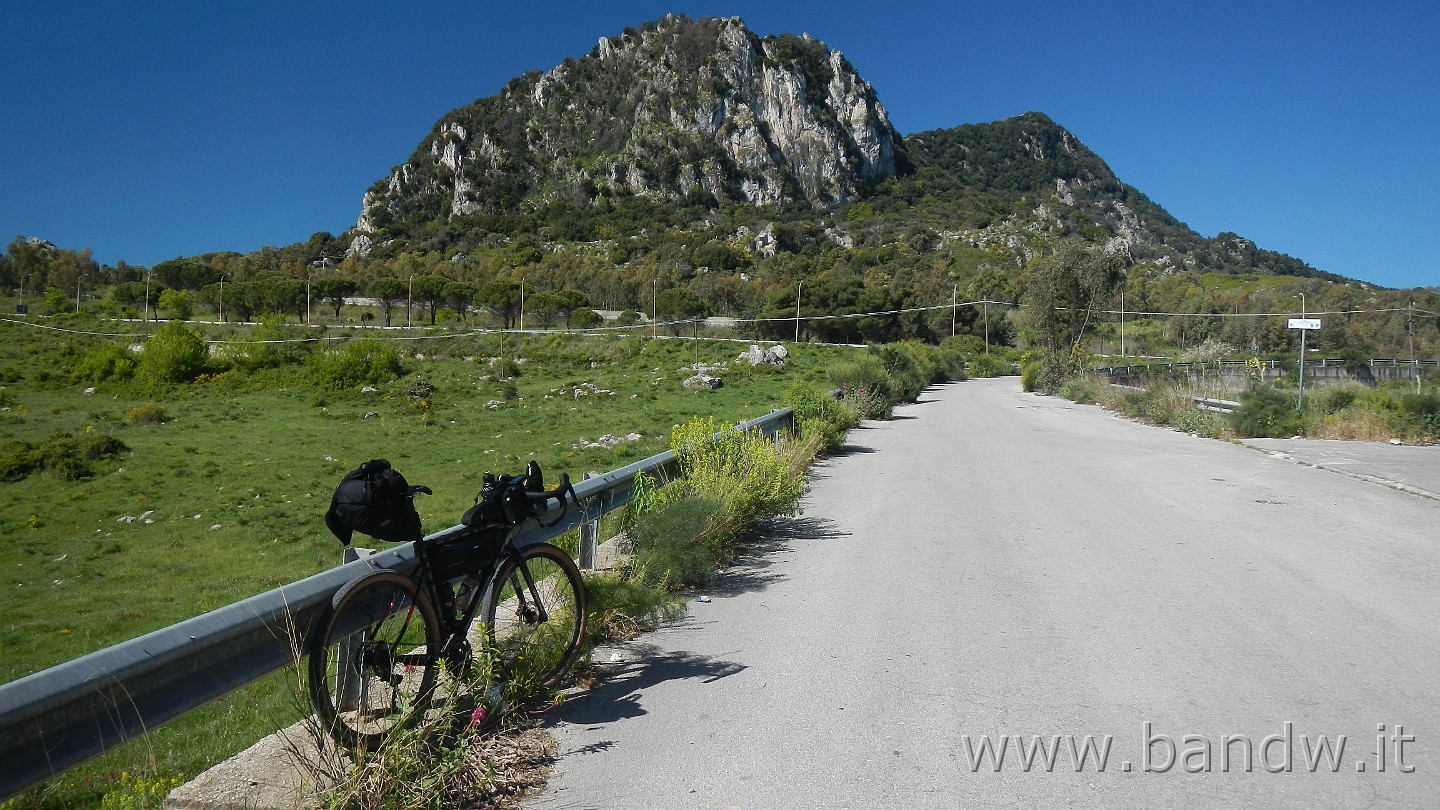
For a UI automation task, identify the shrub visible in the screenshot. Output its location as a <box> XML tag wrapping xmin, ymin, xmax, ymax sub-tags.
<box><xmin>157</xmin><ymin>289</ymin><xmax>195</xmax><ymax>321</ymax></box>
<box><xmin>125</xmin><ymin>403</ymin><xmax>170</xmax><ymax>424</ymax></box>
<box><xmin>1171</xmin><ymin>407</ymin><xmax>1227</xmax><ymax>438</ymax></box>
<box><xmin>1400</xmin><ymin>392</ymin><xmax>1440</xmax><ymax>418</ymax></box>
<box><xmin>1315</xmin><ymin>386</ymin><xmax>1360</xmax><ymax>414</ymax></box>
<box><xmin>309</xmin><ymin>340</ymin><xmax>403</xmax><ymax>389</ymax></box>
<box><xmin>1401</xmin><ymin>392</ymin><xmax>1440</xmax><ymax>437</ymax></box>
<box><xmin>873</xmin><ymin>344</ymin><xmax>926</xmax><ymax>402</ymax></box>
<box><xmin>136</xmin><ymin>322</ymin><xmax>208</xmax><ymax>385</ymax></box>
<box><xmin>1230</xmin><ymin>386</ymin><xmax>1303</xmax><ymax>438</ymax></box>
<box><xmin>935</xmin><ymin>347</ymin><xmax>969</xmax><ymax>382</ymax></box>
<box><xmin>892</xmin><ymin>341</ymin><xmax>944</xmax><ymax>386</ymax></box>
<box><xmin>941</xmin><ymin>334</ymin><xmax>986</xmax><ymax>356</ymax></box>
<box><xmin>839</xmin><ymin>384</ymin><xmax>891</xmax><ymax>420</ymax></box>
<box><xmin>671</xmin><ymin>416</ymin><xmax>805</xmax><ymax>533</ymax></box>
<box><xmin>582</xmin><ymin>569</ymin><xmax>686</xmax><ymax>645</ymax></box>
<box><xmin>784</xmin><ymin>384</ymin><xmax>859</xmax><ymax>451</ymax></box>
<box><xmin>1020</xmin><ymin>360</ymin><xmax>1042</xmax><ymax>392</ymax></box>
<box><xmin>0</xmin><ymin>431</ymin><xmax>128</xmax><ymax>481</ymax></box>
<box><xmin>1058</xmin><ymin>377</ymin><xmax>1101</xmax><ymax>404</ymax></box>
<box><xmin>968</xmin><ymin>353</ymin><xmax>1015</xmax><ymax>378</ymax></box>
<box><xmin>0</xmin><ymin>440</ymin><xmax>41</xmax><ymax>481</ymax></box>
<box><xmin>233</xmin><ymin>315</ymin><xmax>312</xmax><ymax>371</ymax></box>
<box><xmin>828</xmin><ymin>353</ymin><xmax>887</xmax><ymax>393</ymax></box>
<box><xmin>828</xmin><ymin>354</ymin><xmax>890</xmax><ymax>417</ymax></box>
<box><xmin>73</xmin><ymin>342</ymin><xmax>137</xmax><ymax>383</ymax></box>
<box><xmin>629</xmin><ymin>496</ymin><xmax>726</xmax><ymax>587</ymax></box>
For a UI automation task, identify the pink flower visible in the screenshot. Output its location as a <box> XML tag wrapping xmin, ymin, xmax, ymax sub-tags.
<box><xmin>468</xmin><ymin>706</ymin><xmax>486</xmax><ymax>729</ymax></box>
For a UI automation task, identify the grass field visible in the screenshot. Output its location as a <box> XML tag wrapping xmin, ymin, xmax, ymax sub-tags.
<box><xmin>0</xmin><ymin>317</ymin><xmax>856</xmax><ymax>806</ymax></box>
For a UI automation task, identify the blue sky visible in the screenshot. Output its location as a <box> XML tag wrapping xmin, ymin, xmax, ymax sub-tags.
<box><xmin>3</xmin><ymin>1</ymin><xmax>1436</xmax><ymax>290</ymax></box>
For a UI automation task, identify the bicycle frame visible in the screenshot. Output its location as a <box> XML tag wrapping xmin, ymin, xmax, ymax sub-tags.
<box><xmin>410</xmin><ymin>533</ymin><xmax>551</xmax><ymax>665</ymax></box>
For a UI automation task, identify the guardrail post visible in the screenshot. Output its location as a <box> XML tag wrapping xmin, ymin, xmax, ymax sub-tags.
<box><xmin>578</xmin><ymin>472</ymin><xmax>598</xmax><ymax>570</ymax></box>
<box><xmin>336</xmin><ymin>547</ymin><xmax>376</xmax><ymax>710</ymax></box>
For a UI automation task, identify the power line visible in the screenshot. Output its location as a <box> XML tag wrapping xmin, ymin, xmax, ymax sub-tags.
<box><xmin>2</xmin><ymin>300</ymin><xmax>1436</xmax><ymax>347</ymax></box>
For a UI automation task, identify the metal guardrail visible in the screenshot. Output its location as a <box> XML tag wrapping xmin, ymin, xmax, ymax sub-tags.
<box><xmin>1193</xmin><ymin>397</ymin><xmax>1241</xmax><ymax>413</ymax></box>
<box><xmin>1092</xmin><ymin>358</ymin><xmax>1437</xmax><ymax>377</ymax></box>
<box><xmin>0</xmin><ymin>407</ymin><xmax>794</xmax><ymax>800</ymax></box>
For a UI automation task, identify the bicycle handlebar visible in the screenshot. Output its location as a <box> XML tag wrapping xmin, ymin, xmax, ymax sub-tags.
<box><xmin>524</xmin><ymin>473</ymin><xmax>574</xmax><ymax>506</ymax></box>
<box><xmin>521</xmin><ymin>473</ymin><xmax>577</xmax><ymax>529</ymax></box>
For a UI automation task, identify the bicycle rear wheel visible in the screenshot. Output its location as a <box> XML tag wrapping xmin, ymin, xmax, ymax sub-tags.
<box><xmin>308</xmin><ymin>570</ymin><xmax>442</xmax><ymax>751</ymax></box>
<box><xmin>480</xmin><ymin>542</ymin><xmax>586</xmax><ymax>689</ymax></box>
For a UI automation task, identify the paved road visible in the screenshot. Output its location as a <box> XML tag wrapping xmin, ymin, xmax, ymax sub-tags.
<box><xmin>1240</xmin><ymin>437</ymin><xmax>1440</xmax><ymax>500</ymax></box>
<box><xmin>530</xmin><ymin>377</ymin><xmax>1440</xmax><ymax>809</ymax></box>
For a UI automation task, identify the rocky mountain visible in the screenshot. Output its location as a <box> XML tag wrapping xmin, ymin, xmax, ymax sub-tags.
<box><xmin>346</xmin><ymin>13</ymin><xmax>1344</xmax><ymax>286</ymax></box>
<box><xmin>352</xmin><ymin>14</ymin><xmax>903</xmax><ymax>256</ymax></box>
<box><xmin>897</xmin><ymin>114</ymin><xmax>1344</xmax><ymax>280</ymax></box>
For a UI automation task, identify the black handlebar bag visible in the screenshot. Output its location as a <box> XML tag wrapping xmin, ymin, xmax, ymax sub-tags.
<box><xmin>324</xmin><ymin>459</ymin><xmax>425</xmax><ymax>545</ymax></box>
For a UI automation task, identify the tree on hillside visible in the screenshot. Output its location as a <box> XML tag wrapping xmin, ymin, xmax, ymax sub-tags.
<box><xmin>553</xmin><ymin>289</ymin><xmax>591</xmax><ymax>327</ymax></box>
<box><xmin>1021</xmin><ymin>243</ymin><xmax>1125</xmax><ymax>392</ymax></box>
<box><xmin>443</xmin><ymin>281</ymin><xmax>478</xmax><ymax>323</ymax></box>
<box><xmin>158</xmin><ymin>289</ymin><xmax>195</xmax><ymax>321</ymax></box>
<box><xmin>656</xmin><ymin>287</ymin><xmax>710</xmax><ymax>335</ymax></box>
<box><xmin>524</xmin><ymin>291</ymin><xmax>567</xmax><ymax>329</ymax></box>
<box><xmin>570</xmin><ymin>307</ymin><xmax>603</xmax><ymax>329</ymax></box>
<box><xmin>367</xmin><ymin>278</ymin><xmax>406</xmax><ymax>327</ymax></box>
<box><xmin>412</xmin><ymin>275</ymin><xmax>450</xmax><ymax>325</ymax></box>
<box><xmin>475</xmin><ymin>279</ymin><xmax>522</xmax><ymax>329</ymax></box>
<box><xmin>152</xmin><ymin>258</ymin><xmax>216</xmax><ymax>291</ymax></box>
<box><xmin>137</xmin><ymin>321</ymin><xmax>207</xmax><ymax>384</ymax></box>
<box><xmin>313</xmin><ymin>277</ymin><xmax>358</xmax><ymax>318</ymax></box>
<box><xmin>254</xmin><ymin>274</ymin><xmax>306</xmax><ymax>321</ymax></box>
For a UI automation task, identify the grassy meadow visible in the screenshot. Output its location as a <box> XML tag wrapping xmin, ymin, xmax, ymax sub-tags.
<box><xmin>0</xmin><ymin>316</ymin><xmax>857</xmax><ymax>805</ymax></box>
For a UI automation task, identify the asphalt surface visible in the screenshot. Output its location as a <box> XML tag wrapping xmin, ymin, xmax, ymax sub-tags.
<box><xmin>1239</xmin><ymin>437</ymin><xmax>1440</xmax><ymax>501</ymax></box>
<box><xmin>529</xmin><ymin>377</ymin><xmax>1440</xmax><ymax>809</ymax></box>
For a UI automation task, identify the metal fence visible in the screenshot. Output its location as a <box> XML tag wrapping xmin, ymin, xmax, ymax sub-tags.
<box><xmin>0</xmin><ymin>407</ymin><xmax>793</xmax><ymax>800</ymax></box>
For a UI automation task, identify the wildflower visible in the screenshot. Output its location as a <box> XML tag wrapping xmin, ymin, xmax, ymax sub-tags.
<box><xmin>467</xmin><ymin>706</ymin><xmax>486</xmax><ymax>729</ymax></box>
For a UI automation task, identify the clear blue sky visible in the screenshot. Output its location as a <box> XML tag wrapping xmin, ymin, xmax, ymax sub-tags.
<box><xmin>3</xmin><ymin>1</ymin><xmax>1436</xmax><ymax>290</ymax></box>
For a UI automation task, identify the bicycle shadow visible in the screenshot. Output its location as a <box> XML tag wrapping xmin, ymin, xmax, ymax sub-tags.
<box><xmin>542</xmin><ymin>516</ymin><xmax>848</xmax><ymax>735</ymax></box>
<box><xmin>544</xmin><ymin>644</ymin><xmax>746</xmax><ymax>731</ymax></box>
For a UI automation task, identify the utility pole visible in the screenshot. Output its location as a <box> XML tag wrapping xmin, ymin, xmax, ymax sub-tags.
<box><xmin>951</xmin><ymin>283</ymin><xmax>957</xmax><ymax>338</ymax></box>
<box><xmin>795</xmin><ymin>279</ymin><xmax>803</xmax><ymax>344</ymax></box>
<box><xmin>1297</xmin><ymin>293</ymin><xmax>1307</xmax><ymax>409</ymax></box>
<box><xmin>1410</xmin><ymin>300</ymin><xmax>1418</xmax><ymax>389</ymax></box>
<box><xmin>308</xmin><ymin>253</ymin><xmax>331</xmax><ymax>326</ymax></box>
<box><xmin>1120</xmin><ymin>289</ymin><xmax>1126</xmax><ymax>359</ymax></box>
<box><xmin>982</xmin><ymin>298</ymin><xmax>990</xmax><ymax>354</ymax></box>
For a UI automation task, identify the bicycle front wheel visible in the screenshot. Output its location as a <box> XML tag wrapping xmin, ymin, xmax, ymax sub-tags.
<box><xmin>308</xmin><ymin>570</ymin><xmax>442</xmax><ymax>751</ymax></box>
<box><xmin>481</xmin><ymin>543</ymin><xmax>586</xmax><ymax>689</ymax></box>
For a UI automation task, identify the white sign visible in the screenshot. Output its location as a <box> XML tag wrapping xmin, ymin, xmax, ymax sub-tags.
<box><xmin>1287</xmin><ymin>318</ymin><xmax>1322</xmax><ymax>330</ymax></box>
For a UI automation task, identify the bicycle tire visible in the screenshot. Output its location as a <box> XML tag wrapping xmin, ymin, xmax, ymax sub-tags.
<box><xmin>308</xmin><ymin>569</ymin><xmax>443</xmax><ymax>751</ymax></box>
<box><xmin>480</xmin><ymin>542</ymin><xmax>586</xmax><ymax>689</ymax></box>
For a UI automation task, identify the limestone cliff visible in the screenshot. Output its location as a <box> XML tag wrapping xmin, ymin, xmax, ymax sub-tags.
<box><xmin>352</xmin><ymin>15</ymin><xmax>902</xmax><ymax>254</ymax></box>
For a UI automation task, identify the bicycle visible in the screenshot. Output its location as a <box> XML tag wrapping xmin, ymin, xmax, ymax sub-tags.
<box><xmin>307</xmin><ymin>465</ymin><xmax>586</xmax><ymax>751</ymax></box>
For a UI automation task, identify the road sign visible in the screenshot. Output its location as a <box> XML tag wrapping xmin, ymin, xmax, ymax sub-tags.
<box><xmin>1288</xmin><ymin>318</ymin><xmax>1322</xmax><ymax>330</ymax></box>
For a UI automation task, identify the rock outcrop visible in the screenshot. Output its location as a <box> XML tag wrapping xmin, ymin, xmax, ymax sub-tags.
<box><xmin>351</xmin><ymin>15</ymin><xmax>902</xmax><ymax>255</ymax></box>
